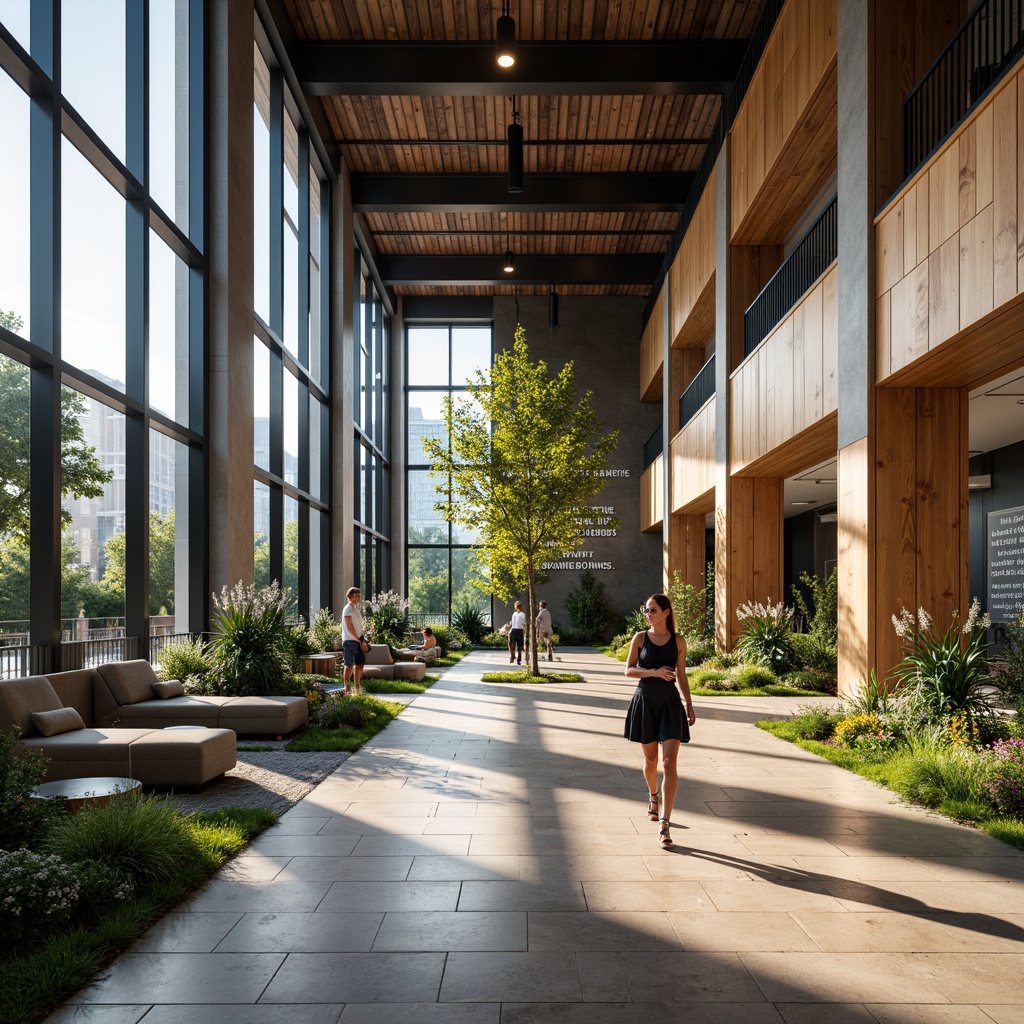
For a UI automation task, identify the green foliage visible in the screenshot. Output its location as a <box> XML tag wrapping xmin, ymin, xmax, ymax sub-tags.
<box><xmin>365</xmin><ymin>589</ymin><xmax>410</xmax><ymax>648</ymax></box>
<box><xmin>666</xmin><ymin>570</ymin><xmax>708</xmax><ymax>639</ymax></box>
<box><xmin>833</xmin><ymin>713</ymin><xmax>883</xmax><ymax>747</ymax></box>
<box><xmin>479</xmin><ymin>671</ymin><xmax>583</xmax><ymax>684</ymax></box>
<box><xmin>287</xmin><ymin>696</ymin><xmax>404</xmax><ymax>752</ymax></box>
<box><xmin>786</xmin><ymin>705</ymin><xmax>842</xmax><ymax>741</ymax></box>
<box><xmin>565</xmin><ymin>571</ymin><xmax>613</xmax><ymax>643</ymax></box>
<box><xmin>735</xmin><ymin>664</ymin><xmax>778</xmax><ymax>689</ymax></box>
<box><xmin>156</xmin><ymin>636</ymin><xmax>214</xmax><ymax>688</ymax></box>
<box><xmin>253</xmin><ymin>519</ymin><xmax>299</xmax><ymax>614</ymax></box>
<box><xmin>310</xmin><ymin>607</ymin><xmax>342</xmax><ymax>652</ymax></box>
<box><xmin>978</xmin><ymin>739</ymin><xmax>1024</xmax><ymax>816</ymax></box>
<box><xmin>431</xmin><ymin>624</ymin><xmax>467</xmax><ymax>652</ymax></box>
<box><xmin>704</xmin><ymin>560</ymin><xmax>715</xmax><ymax>636</ymax></box>
<box><xmin>209</xmin><ymin>580</ymin><xmax>291</xmax><ymax>696</ymax></box>
<box><xmin>734</xmin><ymin>599</ymin><xmax>796</xmax><ymax>672</ymax></box>
<box><xmin>45</xmin><ymin>793</ymin><xmax>198</xmax><ymax>892</ymax></box>
<box><xmin>791</xmin><ymin>567</ymin><xmax>838</xmax><ymax>647</ymax></box>
<box><xmin>622</xmin><ymin>607</ymin><xmax>648</xmax><ymax>636</ymax></box>
<box><xmin>0</xmin><ymin>352</ymin><xmax>112</xmax><ymax>544</ymax></box>
<box><xmin>280</xmin><ymin>624</ymin><xmax>318</xmax><ymax>673</ymax></box>
<box><xmin>103</xmin><ymin>509</ymin><xmax>175</xmax><ymax>614</ymax></box>
<box><xmin>0</xmin><ymin>727</ymin><xmax>68</xmax><ymax>852</ymax></box>
<box><xmin>886</xmin><ymin>730</ymin><xmax>987</xmax><ymax>808</ymax></box>
<box><xmin>891</xmin><ymin>600</ymin><xmax>996</xmax><ymax>726</ymax></box>
<box><xmin>480</xmin><ymin>631</ymin><xmax>510</xmax><ymax>648</ymax></box>
<box><xmin>688</xmin><ymin>668</ymin><xmax>731</xmax><ymax>689</ymax></box>
<box><xmin>684</xmin><ymin>635</ymin><xmax>716</xmax><ymax>666</ymax></box>
<box><xmin>779</xmin><ymin>669</ymin><xmax>837</xmax><ymax>694</ymax></box>
<box><xmin>452</xmin><ymin>602</ymin><xmax>488</xmax><ymax>643</ymax></box>
<box><xmin>789</xmin><ymin>631</ymin><xmax>838</xmax><ymax>675</ymax></box>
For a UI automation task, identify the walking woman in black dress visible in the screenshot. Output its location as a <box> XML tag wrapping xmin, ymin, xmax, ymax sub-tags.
<box><xmin>623</xmin><ymin>593</ymin><xmax>696</xmax><ymax>849</ymax></box>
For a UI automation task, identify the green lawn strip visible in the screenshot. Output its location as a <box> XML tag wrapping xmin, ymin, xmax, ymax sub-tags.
<box><xmin>692</xmin><ymin>685</ymin><xmax>832</xmax><ymax>698</ymax></box>
<box><xmin>361</xmin><ymin>678</ymin><xmax>427</xmax><ymax>695</ymax></box>
<box><xmin>756</xmin><ymin>720</ymin><xmax>1024</xmax><ymax>853</ymax></box>
<box><xmin>480</xmin><ymin>671</ymin><xmax>584</xmax><ymax>684</ymax></box>
<box><xmin>0</xmin><ymin>807</ymin><xmax>275</xmax><ymax>1024</ymax></box>
<box><xmin>285</xmin><ymin>696</ymin><xmax>405</xmax><ymax>753</ymax></box>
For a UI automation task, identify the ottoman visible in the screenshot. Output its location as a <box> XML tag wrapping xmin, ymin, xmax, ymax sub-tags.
<box><xmin>127</xmin><ymin>727</ymin><xmax>237</xmax><ymax>786</ymax></box>
<box><xmin>218</xmin><ymin>695</ymin><xmax>308</xmax><ymax>738</ymax></box>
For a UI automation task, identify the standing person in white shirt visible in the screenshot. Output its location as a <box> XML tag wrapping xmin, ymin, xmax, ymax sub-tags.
<box><xmin>341</xmin><ymin>586</ymin><xmax>366</xmax><ymax>695</ymax></box>
<box><xmin>535</xmin><ymin>600</ymin><xmax>554</xmax><ymax>661</ymax></box>
<box><xmin>508</xmin><ymin>601</ymin><xmax>527</xmax><ymax>665</ymax></box>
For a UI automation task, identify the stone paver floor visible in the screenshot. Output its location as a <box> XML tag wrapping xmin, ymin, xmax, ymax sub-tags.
<box><xmin>46</xmin><ymin>649</ymin><xmax>1024</xmax><ymax>1023</ymax></box>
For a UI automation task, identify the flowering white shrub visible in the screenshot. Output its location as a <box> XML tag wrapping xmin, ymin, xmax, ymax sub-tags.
<box><xmin>736</xmin><ymin>599</ymin><xmax>794</xmax><ymax>625</ymax></box>
<box><xmin>365</xmin><ymin>590</ymin><xmax>411</xmax><ymax>646</ymax></box>
<box><xmin>0</xmin><ymin>850</ymin><xmax>81</xmax><ymax>941</ymax></box>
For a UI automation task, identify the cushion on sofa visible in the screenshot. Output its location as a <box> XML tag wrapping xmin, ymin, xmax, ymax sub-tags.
<box><xmin>364</xmin><ymin>644</ymin><xmax>394</xmax><ymax>666</ymax></box>
<box><xmin>0</xmin><ymin>677</ymin><xmax>64</xmax><ymax>737</ymax></box>
<box><xmin>30</xmin><ymin>707</ymin><xmax>86</xmax><ymax>736</ymax></box>
<box><xmin>152</xmin><ymin>679</ymin><xmax>185</xmax><ymax>699</ymax></box>
<box><xmin>97</xmin><ymin>660</ymin><xmax>162</xmax><ymax>706</ymax></box>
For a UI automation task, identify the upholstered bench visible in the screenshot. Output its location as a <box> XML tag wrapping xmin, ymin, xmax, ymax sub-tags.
<box><xmin>360</xmin><ymin>644</ymin><xmax>426</xmax><ymax>682</ymax></box>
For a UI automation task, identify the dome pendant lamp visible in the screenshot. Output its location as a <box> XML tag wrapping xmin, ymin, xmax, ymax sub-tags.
<box><xmin>496</xmin><ymin>1</ymin><xmax>516</xmax><ymax>68</ymax></box>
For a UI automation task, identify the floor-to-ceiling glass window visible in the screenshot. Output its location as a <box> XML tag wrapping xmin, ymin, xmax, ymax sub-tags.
<box><xmin>253</xmin><ymin>31</ymin><xmax>330</xmax><ymax>624</ymax></box>
<box><xmin>353</xmin><ymin>261</ymin><xmax>390</xmax><ymax>600</ymax></box>
<box><xmin>0</xmin><ymin>0</ymin><xmax>203</xmax><ymax>673</ymax></box>
<box><xmin>406</xmin><ymin>324</ymin><xmax>492</xmax><ymax>627</ymax></box>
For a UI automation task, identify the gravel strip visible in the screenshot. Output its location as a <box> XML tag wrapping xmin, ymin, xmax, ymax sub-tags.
<box><xmin>162</xmin><ymin>751</ymin><xmax>349</xmax><ymax>815</ymax></box>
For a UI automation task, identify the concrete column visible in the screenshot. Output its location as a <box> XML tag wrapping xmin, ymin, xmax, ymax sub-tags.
<box><xmin>207</xmin><ymin>1</ymin><xmax>254</xmax><ymax>594</ymax></box>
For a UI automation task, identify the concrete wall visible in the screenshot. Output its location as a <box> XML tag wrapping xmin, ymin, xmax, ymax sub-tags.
<box><xmin>491</xmin><ymin>295</ymin><xmax>663</xmax><ymax>638</ymax></box>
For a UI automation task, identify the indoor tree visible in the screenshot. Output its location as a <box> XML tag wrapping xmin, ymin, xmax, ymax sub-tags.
<box><xmin>423</xmin><ymin>323</ymin><xmax>619</xmax><ymax>675</ymax></box>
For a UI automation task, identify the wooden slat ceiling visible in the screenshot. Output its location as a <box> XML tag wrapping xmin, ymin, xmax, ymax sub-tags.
<box><xmin>281</xmin><ymin>0</ymin><xmax>766</xmax><ymax>297</ymax></box>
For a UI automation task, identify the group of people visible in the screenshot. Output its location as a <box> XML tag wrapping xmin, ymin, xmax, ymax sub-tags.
<box><xmin>505</xmin><ymin>599</ymin><xmax>554</xmax><ymax>664</ymax></box>
<box><xmin>341</xmin><ymin>583</ymin><xmax>695</xmax><ymax>851</ymax></box>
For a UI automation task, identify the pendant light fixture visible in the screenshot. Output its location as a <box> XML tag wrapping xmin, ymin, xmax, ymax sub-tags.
<box><xmin>507</xmin><ymin>96</ymin><xmax>523</xmax><ymax>194</ymax></box>
<box><xmin>503</xmin><ymin>216</ymin><xmax>515</xmax><ymax>273</ymax></box>
<box><xmin>548</xmin><ymin>283</ymin><xmax>560</xmax><ymax>330</ymax></box>
<box><xmin>496</xmin><ymin>1</ymin><xmax>516</xmax><ymax>68</ymax></box>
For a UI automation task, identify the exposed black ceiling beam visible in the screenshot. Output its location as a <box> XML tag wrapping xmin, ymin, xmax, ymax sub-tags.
<box><xmin>371</xmin><ymin>228</ymin><xmax>674</xmax><ymax>237</ymax></box>
<box><xmin>297</xmin><ymin>41</ymin><xmax>748</xmax><ymax>96</ymax></box>
<box><xmin>339</xmin><ymin>137</ymin><xmax>712</xmax><ymax>148</ymax></box>
<box><xmin>379</xmin><ymin>254</ymin><xmax>662</xmax><ymax>287</ymax></box>
<box><xmin>351</xmin><ymin>173</ymin><xmax>691</xmax><ymax>213</ymax></box>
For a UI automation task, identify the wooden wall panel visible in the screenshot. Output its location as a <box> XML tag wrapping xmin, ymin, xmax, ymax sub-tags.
<box><xmin>730</xmin><ymin>265</ymin><xmax>838</xmax><ymax>473</ymax></box>
<box><xmin>837</xmin><ymin>438</ymin><xmax>870</xmax><ymax>697</ymax></box>
<box><xmin>639</xmin><ymin>289</ymin><xmax>665</xmax><ymax>401</ymax></box>
<box><xmin>729</xmin><ymin>0</ymin><xmax>838</xmax><ymax>243</ymax></box>
<box><xmin>668</xmin><ymin>512</ymin><xmax>709</xmax><ymax>598</ymax></box>
<box><xmin>639</xmin><ymin>453</ymin><xmax>664</xmax><ymax>532</ymax></box>
<box><xmin>669</xmin><ymin>166</ymin><xmax>718</xmax><ymax>347</ymax></box>
<box><xmin>671</xmin><ymin>397</ymin><xmax>716</xmax><ymax>514</ymax></box>
<box><xmin>876</xmin><ymin>59</ymin><xmax>1024</xmax><ymax>388</ymax></box>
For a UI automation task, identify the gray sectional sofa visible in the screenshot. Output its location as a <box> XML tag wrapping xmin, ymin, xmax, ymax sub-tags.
<box><xmin>0</xmin><ymin>659</ymin><xmax>309</xmax><ymax>787</ymax></box>
<box><xmin>361</xmin><ymin>644</ymin><xmax>427</xmax><ymax>682</ymax></box>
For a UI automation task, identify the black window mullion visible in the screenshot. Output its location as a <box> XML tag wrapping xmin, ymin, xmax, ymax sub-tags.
<box><xmin>269</xmin><ymin>69</ymin><xmax>283</xmax><ymax>339</ymax></box>
<box><xmin>297</xmin><ymin>131</ymin><xmax>310</xmax><ymax>371</ymax></box>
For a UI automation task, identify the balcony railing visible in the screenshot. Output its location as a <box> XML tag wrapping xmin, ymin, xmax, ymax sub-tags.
<box><xmin>744</xmin><ymin>196</ymin><xmax>837</xmax><ymax>358</ymax></box>
<box><xmin>679</xmin><ymin>355</ymin><xmax>716</xmax><ymax>429</ymax></box>
<box><xmin>643</xmin><ymin>425</ymin><xmax>663</xmax><ymax>470</ymax></box>
<box><xmin>904</xmin><ymin>0</ymin><xmax>1024</xmax><ymax>177</ymax></box>
<box><xmin>0</xmin><ymin>643</ymin><xmax>50</xmax><ymax>679</ymax></box>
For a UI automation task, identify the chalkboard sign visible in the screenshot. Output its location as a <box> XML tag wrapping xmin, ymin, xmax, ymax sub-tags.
<box><xmin>988</xmin><ymin>504</ymin><xmax>1024</xmax><ymax>624</ymax></box>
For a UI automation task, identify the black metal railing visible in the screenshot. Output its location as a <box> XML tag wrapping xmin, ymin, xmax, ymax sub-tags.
<box><xmin>60</xmin><ymin>635</ymin><xmax>140</xmax><ymax>670</ymax></box>
<box><xmin>679</xmin><ymin>355</ymin><xmax>716</xmax><ymax>428</ymax></box>
<box><xmin>904</xmin><ymin>0</ymin><xmax>1024</xmax><ymax>177</ymax></box>
<box><xmin>743</xmin><ymin>196</ymin><xmax>837</xmax><ymax>357</ymax></box>
<box><xmin>643</xmin><ymin>425</ymin><xmax>663</xmax><ymax>469</ymax></box>
<box><xmin>0</xmin><ymin>643</ymin><xmax>50</xmax><ymax>679</ymax></box>
<box><xmin>641</xmin><ymin>0</ymin><xmax>785</xmax><ymax>331</ymax></box>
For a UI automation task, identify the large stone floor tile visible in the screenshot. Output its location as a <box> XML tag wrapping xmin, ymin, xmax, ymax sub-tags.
<box><xmin>787</xmin><ymin>855</ymin><xmax>948</xmax><ymax>882</ymax></box>
<box><xmin>270</xmin><ymin>855</ymin><xmax>412</xmax><ymax>881</ymax></box>
<box><xmin>738</xmin><ymin>951</ymin><xmax>951</xmax><ymax>1003</ymax></box>
<box><xmin>131</xmin><ymin>912</ymin><xmax>243</xmax><ymax>952</ymax></box>
<box><xmin>74</xmin><ymin>954</ymin><xmax>285</xmax><ymax>1005</ymax></box>
<box><xmin>577</xmin><ymin>951</ymin><xmax>767</xmax><ymax>1003</ymax></box>
<box><xmin>977</xmin><ymin>1007</ymin><xmax>1024</xmax><ymax>1023</ymax></box>
<box><xmin>518</xmin><ymin>856</ymin><xmax>653</xmax><ymax>881</ymax></box>
<box><xmin>582</xmin><ymin>880</ymin><xmax>714</xmax><ymax>912</ymax></box>
<box><xmin>183</xmin><ymin>880</ymin><xmax>332</xmax><ymax>913</ymax></box>
<box><xmin>439</xmin><ymin>952</ymin><xmax>582</xmax><ymax>1002</ymax></box>
<box><xmin>667</xmin><ymin>911</ymin><xmax>819</xmax><ymax>952</ymax></box>
<box><xmin>372</xmin><ymin>910</ymin><xmax>527</xmax><ymax>951</ymax></box>
<box><xmin>138</xmin><ymin>1007</ymin><xmax>343</xmax><ymax>1024</ymax></box>
<box><xmin>909</xmin><ymin>856</ymin><xmax>1024</xmax><ymax>882</ymax></box>
<box><xmin>317</xmin><ymin>816</ymin><xmax>431</xmax><ymax>834</ymax></box>
<box><xmin>260</xmin><ymin>952</ymin><xmax>446</xmax><ymax>1003</ymax></box>
<box><xmin>214</xmin><ymin>911</ymin><xmax>383</xmax><ymax>952</ymax></box>
<box><xmin>318</xmin><ymin>880</ymin><xmax>460</xmax><ymax>912</ymax></box>
<box><xmin>866</xmin><ymin>1006</ymin><xmax>1006</xmax><ymax>1023</ymax></box>
<box><xmin>422</xmin><ymin>816</ymin><xmax>536</xmax><ymax>834</ymax></box>
<box><xmin>264</xmin><ymin>817</ymin><xmax>330</xmax><ymax>835</ymax></box>
<box><xmin>350</xmin><ymin>834</ymin><xmax>471</xmax><ymax>857</ymax></box>
<box><xmin>700</xmin><ymin>879</ymin><xmax>847</xmax><ymax>912</ymax></box>
<box><xmin>913</xmin><ymin>952</ymin><xmax>1024</xmax><ymax>1002</ymax></box>
<box><xmin>218</xmin><ymin>855</ymin><xmax>292</xmax><ymax>882</ymax></box>
<box><xmin>926</xmin><ymin>912</ymin><xmax>1024</xmax><ymax>951</ymax></box>
<box><xmin>339</xmin><ymin>1004</ymin><xmax>498</xmax><ymax>1024</ymax></box>
<box><xmin>407</xmin><ymin>855</ymin><xmax>522</xmax><ymax>881</ymax></box>
<box><xmin>643</xmin><ymin>850</ymin><xmax>791</xmax><ymax>880</ymax></box>
<box><xmin>527</xmin><ymin>911</ymin><xmax>680</xmax><ymax>950</ymax></box>
<box><xmin>500</xmin><ymin>1003</ymin><xmax>785</xmax><ymax>1024</ymax></box>
<box><xmin>790</xmin><ymin>910</ymin><xmax>976</xmax><ymax>952</ymax></box>
<box><xmin>44</xmin><ymin>1007</ymin><xmax>151</xmax><ymax>1024</ymax></box>
<box><xmin>887</xmin><ymin>881</ymin><xmax>1024</xmax><ymax>914</ymax></box>
<box><xmin>773</xmin><ymin>1005</ymin><xmax>877</xmax><ymax>1024</ymax></box>
<box><xmin>247</xmin><ymin>835</ymin><xmax>359</xmax><ymax>857</ymax></box>
<box><xmin>458</xmin><ymin>881</ymin><xmax>587</xmax><ymax>912</ymax></box>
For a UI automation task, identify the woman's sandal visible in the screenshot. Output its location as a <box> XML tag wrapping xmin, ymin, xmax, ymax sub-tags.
<box><xmin>658</xmin><ymin>818</ymin><xmax>673</xmax><ymax>849</ymax></box>
<box><xmin>647</xmin><ymin>792</ymin><xmax>659</xmax><ymax>820</ymax></box>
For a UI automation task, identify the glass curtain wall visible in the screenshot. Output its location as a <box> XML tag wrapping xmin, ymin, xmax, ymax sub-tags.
<box><xmin>0</xmin><ymin>0</ymin><xmax>203</xmax><ymax>673</ymax></box>
<box><xmin>406</xmin><ymin>324</ymin><xmax>493</xmax><ymax>627</ymax></box>
<box><xmin>253</xmin><ymin>36</ymin><xmax>330</xmax><ymax>624</ymax></box>
<box><xmin>353</xmin><ymin>260</ymin><xmax>390</xmax><ymax>600</ymax></box>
